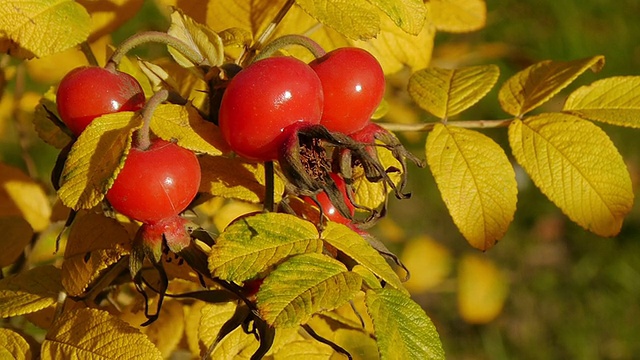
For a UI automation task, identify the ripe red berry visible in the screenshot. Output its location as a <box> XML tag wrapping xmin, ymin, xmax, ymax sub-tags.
<box><xmin>106</xmin><ymin>139</ymin><xmax>201</xmax><ymax>224</ymax></box>
<box><xmin>303</xmin><ymin>173</ymin><xmax>355</xmax><ymax>225</ymax></box>
<box><xmin>56</xmin><ymin>66</ymin><xmax>145</xmax><ymax>136</ymax></box>
<box><xmin>218</xmin><ymin>56</ymin><xmax>324</xmax><ymax>161</ymax></box>
<box><xmin>309</xmin><ymin>48</ymin><xmax>385</xmax><ymax>135</ymax></box>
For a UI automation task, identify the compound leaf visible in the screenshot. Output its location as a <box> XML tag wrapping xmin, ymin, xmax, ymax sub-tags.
<box><xmin>0</xmin><ymin>266</ymin><xmax>62</xmax><ymax>318</ymax></box>
<box><xmin>563</xmin><ymin>76</ymin><xmax>640</xmax><ymax>128</ymax></box>
<box><xmin>0</xmin><ymin>328</ymin><xmax>32</xmax><ymax>360</ymax></box>
<box><xmin>209</xmin><ymin>213</ymin><xmax>322</xmax><ymax>282</ymax></box>
<box><xmin>508</xmin><ymin>113</ymin><xmax>633</xmax><ymax>236</ymax></box>
<box><xmin>321</xmin><ymin>222</ymin><xmax>407</xmax><ymax>294</ymax></box>
<box><xmin>429</xmin><ymin>0</ymin><xmax>486</xmax><ymax>33</ymax></box>
<box><xmin>499</xmin><ymin>56</ymin><xmax>605</xmax><ymax>116</ymax></box>
<box><xmin>57</xmin><ymin>111</ymin><xmax>142</xmax><ymax>210</ymax></box>
<box><xmin>41</xmin><ymin>308</ymin><xmax>162</xmax><ymax>359</ymax></box>
<box><xmin>257</xmin><ymin>253</ymin><xmax>362</xmax><ymax>327</ymax></box>
<box><xmin>366</xmin><ymin>288</ymin><xmax>444</xmax><ymax>359</ymax></box>
<box><xmin>427</xmin><ymin>124</ymin><xmax>517</xmax><ymax>250</ymax></box>
<box><xmin>0</xmin><ymin>0</ymin><xmax>91</xmax><ymax>59</ymax></box>
<box><xmin>409</xmin><ymin>65</ymin><xmax>499</xmax><ymax>118</ymax></box>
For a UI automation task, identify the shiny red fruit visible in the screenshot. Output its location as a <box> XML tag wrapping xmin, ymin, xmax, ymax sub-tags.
<box><xmin>106</xmin><ymin>139</ymin><xmax>201</xmax><ymax>224</ymax></box>
<box><xmin>309</xmin><ymin>48</ymin><xmax>385</xmax><ymax>135</ymax></box>
<box><xmin>303</xmin><ymin>173</ymin><xmax>355</xmax><ymax>225</ymax></box>
<box><xmin>218</xmin><ymin>56</ymin><xmax>323</xmax><ymax>161</ymax></box>
<box><xmin>56</xmin><ymin>66</ymin><xmax>145</xmax><ymax>136</ymax></box>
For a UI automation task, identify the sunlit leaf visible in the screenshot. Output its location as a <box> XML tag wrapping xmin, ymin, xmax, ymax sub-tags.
<box><xmin>209</xmin><ymin>213</ymin><xmax>322</xmax><ymax>282</ymax></box>
<box><xmin>257</xmin><ymin>253</ymin><xmax>362</xmax><ymax>327</ymax></box>
<box><xmin>184</xmin><ymin>301</ymin><xmax>206</xmax><ymax>357</ymax></box>
<box><xmin>0</xmin><ymin>0</ymin><xmax>91</xmax><ymax>59</ymax></box>
<box><xmin>139</xmin><ymin>59</ymin><xmax>208</xmax><ymax>110</ymax></box>
<box><xmin>41</xmin><ymin>308</ymin><xmax>163</xmax><ymax>359</ymax></box>
<box><xmin>0</xmin><ymin>163</ymin><xmax>52</xmax><ymax>232</ymax></box>
<box><xmin>352</xmin><ymin>265</ymin><xmax>383</xmax><ymax>291</ymax></box>
<box><xmin>198</xmin><ymin>302</ymin><xmax>257</xmax><ymax>359</ymax></box>
<box><xmin>409</xmin><ymin>65</ymin><xmax>500</xmax><ymax>118</ymax></box>
<box><xmin>168</xmin><ymin>8</ymin><xmax>223</xmax><ymax>68</ymax></box>
<box><xmin>457</xmin><ymin>254</ymin><xmax>508</xmax><ymax>324</ymax></box>
<box><xmin>57</xmin><ymin>111</ymin><xmax>142</xmax><ymax>210</ymax></box>
<box><xmin>563</xmin><ymin>76</ymin><xmax>640</xmax><ymax>128</ymax></box>
<box><xmin>150</xmin><ymin>103</ymin><xmax>227</xmax><ymax>156</ymax></box>
<box><xmin>366</xmin><ymin>288</ymin><xmax>444</xmax><ymax>359</ymax></box>
<box><xmin>211</xmin><ymin>200</ymin><xmax>262</xmax><ymax>232</ymax></box>
<box><xmin>120</xmin><ymin>300</ymin><xmax>185</xmax><ymax>358</ymax></box>
<box><xmin>62</xmin><ymin>212</ymin><xmax>130</xmax><ymax>296</ymax></box>
<box><xmin>508</xmin><ymin>113</ymin><xmax>633</xmax><ymax>236</ymax></box>
<box><xmin>205</xmin><ymin>0</ymin><xmax>285</xmax><ymax>40</ymax></box>
<box><xmin>369</xmin><ymin>0</ymin><xmax>427</xmax><ymax>35</ymax></box>
<box><xmin>33</xmin><ymin>88</ymin><xmax>72</xmax><ymax>149</ymax></box>
<box><xmin>352</xmin><ymin>144</ymin><xmax>402</xmax><ymax>210</ymax></box>
<box><xmin>499</xmin><ymin>56</ymin><xmax>605</xmax><ymax>116</ymax></box>
<box><xmin>0</xmin><ymin>266</ymin><xmax>62</xmax><ymax>318</ymax></box>
<box><xmin>334</xmin><ymin>328</ymin><xmax>379</xmax><ymax>359</ymax></box>
<box><xmin>296</xmin><ymin>0</ymin><xmax>379</xmax><ymax>40</ymax></box>
<box><xmin>273</xmin><ymin>339</ymin><xmax>333</xmax><ymax>359</ymax></box>
<box><xmin>427</xmin><ymin>124</ymin><xmax>517</xmax><ymax>250</ymax></box>
<box><xmin>321</xmin><ymin>222</ymin><xmax>407</xmax><ymax>294</ymax></box>
<box><xmin>78</xmin><ymin>0</ymin><xmax>144</xmax><ymax>41</ymax></box>
<box><xmin>0</xmin><ymin>216</ymin><xmax>33</xmax><ymax>268</ymax></box>
<box><xmin>429</xmin><ymin>0</ymin><xmax>486</xmax><ymax>33</ymax></box>
<box><xmin>401</xmin><ymin>236</ymin><xmax>452</xmax><ymax>294</ymax></box>
<box><xmin>0</xmin><ymin>328</ymin><xmax>32</xmax><ymax>360</ymax></box>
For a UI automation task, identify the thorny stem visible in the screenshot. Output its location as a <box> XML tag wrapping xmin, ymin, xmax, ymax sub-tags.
<box><xmin>253</xmin><ymin>34</ymin><xmax>327</xmax><ymax>63</ymax></box>
<box><xmin>80</xmin><ymin>42</ymin><xmax>99</xmax><ymax>67</ymax></box>
<box><xmin>137</xmin><ymin>89</ymin><xmax>169</xmax><ymax>150</ymax></box>
<box><xmin>378</xmin><ymin>118</ymin><xmax>514</xmax><ymax>132</ymax></box>
<box><xmin>239</xmin><ymin>0</ymin><xmax>296</xmax><ymax>65</ymax></box>
<box><xmin>264</xmin><ymin>161</ymin><xmax>276</xmax><ymax>212</ymax></box>
<box><xmin>107</xmin><ymin>31</ymin><xmax>204</xmax><ymax>69</ymax></box>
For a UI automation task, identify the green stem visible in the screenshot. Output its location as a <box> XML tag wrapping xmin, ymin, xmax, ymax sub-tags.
<box><xmin>137</xmin><ymin>89</ymin><xmax>169</xmax><ymax>150</ymax></box>
<box><xmin>239</xmin><ymin>0</ymin><xmax>296</xmax><ymax>65</ymax></box>
<box><xmin>253</xmin><ymin>34</ymin><xmax>326</xmax><ymax>63</ymax></box>
<box><xmin>378</xmin><ymin>118</ymin><xmax>514</xmax><ymax>132</ymax></box>
<box><xmin>108</xmin><ymin>31</ymin><xmax>204</xmax><ymax>68</ymax></box>
<box><xmin>264</xmin><ymin>161</ymin><xmax>275</xmax><ymax>212</ymax></box>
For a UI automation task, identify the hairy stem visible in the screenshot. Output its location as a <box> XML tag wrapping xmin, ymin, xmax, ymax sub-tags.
<box><xmin>108</xmin><ymin>31</ymin><xmax>204</xmax><ymax>68</ymax></box>
<box><xmin>137</xmin><ymin>89</ymin><xmax>169</xmax><ymax>150</ymax></box>
<box><xmin>378</xmin><ymin>118</ymin><xmax>514</xmax><ymax>132</ymax></box>
<box><xmin>253</xmin><ymin>34</ymin><xmax>326</xmax><ymax>63</ymax></box>
<box><xmin>80</xmin><ymin>42</ymin><xmax>99</xmax><ymax>67</ymax></box>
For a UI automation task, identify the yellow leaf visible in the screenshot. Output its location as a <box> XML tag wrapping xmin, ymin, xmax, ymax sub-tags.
<box><xmin>120</xmin><ymin>300</ymin><xmax>185</xmax><ymax>358</ymax></box>
<box><xmin>139</xmin><ymin>59</ymin><xmax>208</xmax><ymax>110</ymax></box>
<box><xmin>205</xmin><ymin>0</ymin><xmax>284</xmax><ymax>40</ymax></box>
<box><xmin>33</xmin><ymin>88</ymin><xmax>72</xmax><ymax>149</ymax></box>
<box><xmin>0</xmin><ymin>265</ymin><xmax>62</xmax><ymax>318</ymax></box>
<box><xmin>352</xmin><ymin>142</ymin><xmax>402</xmax><ymax>210</ymax></box>
<box><xmin>508</xmin><ymin>113</ymin><xmax>633</xmax><ymax>236</ymax></box>
<box><xmin>369</xmin><ymin>0</ymin><xmax>427</xmax><ymax>35</ymax></box>
<box><xmin>401</xmin><ymin>235</ymin><xmax>452</xmax><ymax>294</ymax></box>
<box><xmin>78</xmin><ymin>0</ymin><xmax>144</xmax><ymax>41</ymax></box>
<box><xmin>57</xmin><ymin>111</ymin><xmax>142</xmax><ymax>210</ymax></box>
<box><xmin>198</xmin><ymin>302</ymin><xmax>257</xmax><ymax>359</ymax></box>
<box><xmin>0</xmin><ymin>0</ymin><xmax>91</xmax><ymax>59</ymax></box>
<box><xmin>0</xmin><ymin>328</ymin><xmax>32</xmax><ymax>360</ymax></box>
<box><xmin>499</xmin><ymin>56</ymin><xmax>605</xmax><ymax>117</ymax></box>
<box><xmin>429</xmin><ymin>0</ymin><xmax>486</xmax><ymax>33</ymax></box>
<box><xmin>211</xmin><ymin>200</ymin><xmax>262</xmax><ymax>232</ymax></box>
<box><xmin>0</xmin><ymin>163</ymin><xmax>52</xmax><ymax>232</ymax></box>
<box><xmin>62</xmin><ymin>212</ymin><xmax>130</xmax><ymax>296</ymax></box>
<box><xmin>184</xmin><ymin>301</ymin><xmax>206</xmax><ymax>357</ymax></box>
<box><xmin>167</xmin><ymin>8</ymin><xmax>223</xmax><ymax>68</ymax></box>
<box><xmin>409</xmin><ymin>65</ymin><xmax>500</xmax><ymax>118</ymax></box>
<box><xmin>273</xmin><ymin>339</ymin><xmax>333</xmax><ymax>359</ymax></box>
<box><xmin>333</xmin><ymin>328</ymin><xmax>379</xmax><ymax>360</ymax></box>
<box><xmin>0</xmin><ymin>216</ymin><xmax>33</xmax><ymax>268</ymax></box>
<box><xmin>457</xmin><ymin>254</ymin><xmax>508</xmax><ymax>324</ymax></box>
<box><xmin>351</xmin><ymin>265</ymin><xmax>382</xmax><ymax>291</ymax></box>
<box><xmin>427</xmin><ymin>124</ymin><xmax>517</xmax><ymax>250</ymax></box>
<box><xmin>41</xmin><ymin>308</ymin><xmax>163</xmax><ymax>359</ymax></box>
<box><xmin>563</xmin><ymin>76</ymin><xmax>640</xmax><ymax>128</ymax></box>
<box><xmin>295</xmin><ymin>0</ymin><xmax>379</xmax><ymax>41</ymax></box>
<box><xmin>200</xmin><ymin>156</ymin><xmax>284</xmax><ymax>203</ymax></box>
<box><xmin>150</xmin><ymin>103</ymin><xmax>227</xmax><ymax>156</ymax></box>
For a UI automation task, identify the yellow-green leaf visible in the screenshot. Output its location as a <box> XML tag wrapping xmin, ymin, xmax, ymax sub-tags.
<box><xmin>41</xmin><ymin>308</ymin><xmax>163</xmax><ymax>359</ymax></box>
<box><xmin>198</xmin><ymin>302</ymin><xmax>257</xmax><ymax>359</ymax></box>
<box><xmin>409</xmin><ymin>65</ymin><xmax>500</xmax><ymax>118</ymax></box>
<box><xmin>352</xmin><ymin>143</ymin><xmax>402</xmax><ymax>210</ymax></box>
<box><xmin>257</xmin><ymin>253</ymin><xmax>362</xmax><ymax>327</ymax></box>
<box><xmin>273</xmin><ymin>339</ymin><xmax>333</xmax><ymax>359</ymax></box>
<box><xmin>0</xmin><ymin>216</ymin><xmax>33</xmax><ymax>268</ymax></box>
<box><xmin>457</xmin><ymin>254</ymin><xmax>508</xmax><ymax>324</ymax></box>
<box><xmin>366</xmin><ymin>288</ymin><xmax>444</xmax><ymax>360</ymax></box>
<box><xmin>508</xmin><ymin>113</ymin><xmax>633</xmax><ymax>236</ymax></box>
<box><xmin>150</xmin><ymin>103</ymin><xmax>227</xmax><ymax>156</ymax></box>
<box><xmin>0</xmin><ymin>328</ymin><xmax>32</xmax><ymax>360</ymax></box>
<box><xmin>0</xmin><ymin>265</ymin><xmax>62</xmax><ymax>318</ymax></box>
<box><xmin>352</xmin><ymin>265</ymin><xmax>383</xmax><ymax>291</ymax></box>
<box><xmin>62</xmin><ymin>212</ymin><xmax>130</xmax><ymax>296</ymax></box>
<box><xmin>0</xmin><ymin>163</ymin><xmax>51</xmax><ymax>232</ymax></box>
<box><xmin>0</xmin><ymin>0</ymin><xmax>91</xmax><ymax>59</ymax></box>
<box><xmin>333</xmin><ymin>328</ymin><xmax>379</xmax><ymax>359</ymax></box>
<box><xmin>427</xmin><ymin>124</ymin><xmax>517</xmax><ymax>250</ymax></box>
<box><xmin>296</xmin><ymin>0</ymin><xmax>380</xmax><ymax>41</ymax></box>
<box><xmin>209</xmin><ymin>213</ymin><xmax>322</xmax><ymax>282</ymax></box>
<box><xmin>120</xmin><ymin>300</ymin><xmax>185</xmax><ymax>358</ymax></box>
<box><xmin>33</xmin><ymin>88</ymin><xmax>72</xmax><ymax>149</ymax></box>
<box><xmin>57</xmin><ymin>111</ymin><xmax>142</xmax><ymax>210</ymax></box>
<box><xmin>321</xmin><ymin>222</ymin><xmax>407</xmax><ymax>294</ymax></box>
<box><xmin>499</xmin><ymin>56</ymin><xmax>605</xmax><ymax>117</ymax></box>
<box><xmin>429</xmin><ymin>0</ymin><xmax>486</xmax><ymax>33</ymax></box>
<box><xmin>563</xmin><ymin>76</ymin><xmax>640</xmax><ymax>128</ymax></box>
<box><xmin>200</xmin><ymin>156</ymin><xmax>284</xmax><ymax>203</ymax></box>
<box><xmin>168</xmin><ymin>8</ymin><xmax>223</xmax><ymax>68</ymax></box>
<box><xmin>367</xmin><ymin>0</ymin><xmax>427</xmax><ymax>35</ymax></box>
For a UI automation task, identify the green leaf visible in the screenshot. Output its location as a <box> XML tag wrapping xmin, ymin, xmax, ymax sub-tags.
<box><xmin>409</xmin><ymin>65</ymin><xmax>500</xmax><ymax>118</ymax></box>
<box><xmin>352</xmin><ymin>265</ymin><xmax>383</xmax><ymax>291</ymax></box>
<box><xmin>321</xmin><ymin>222</ymin><xmax>407</xmax><ymax>294</ymax></box>
<box><xmin>41</xmin><ymin>308</ymin><xmax>163</xmax><ymax>359</ymax></box>
<box><xmin>208</xmin><ymin>213</ymin><xmax>322</xmax><ymax>282</ymax></box>
<box><xmin>257</xmin><ymin>253</ymin><xmax>362</xmax><ymax>327</ymax></box>
<box><xmin>508</xmin><ymin>113</ymin><xmax>633</xmax><ymax>236</ymax></box>
<box><xmin>427</xmin><ymin>124</ymin><xmax>517</xmax><ymax>250</ymax></box>
<box><xmin>0</xmin><ymin>0</ymin><xmax>91</xmax><ymax>59</ymax></box>
<box><xmin>429</xmin><ymin>0</ymin><xmax>486</xmax><ymax>33</ymax></box>
<box><xmin>295</xmin><ymin>0</ymin><xmax>380</xmax><ymax>40</ymax></box>
<box><xmin>499</xmin><ymin>56</ymin><xmax>605</xmax><ymax>116</ymax></box>
<box><xmin>366</xmin><ymin>288</ymin><xmax>444</xmax><ymax>360</ymax></box>
<box><xmin>0</xmin><ymin>266</ymin><xmax>62</xmax><ymax>318</ymax></box>
<box><xmin>167</xmin><ymin>8</ymin><xmax>224</xmax><ymax>68</ymax></box>
<box><xmin>57</xmin><ymin>111</ymin><xmax>142</xmax><ymax>210</ymax></box>
<box><xmin>563</xmin><ymin>76</ymin><xmax>640</xmax><ymax>128</ymax></box>
<box><xmin>0</xmin><ymin>328</ymin><xmax>32</xmax><ymax>360</ymax></box>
